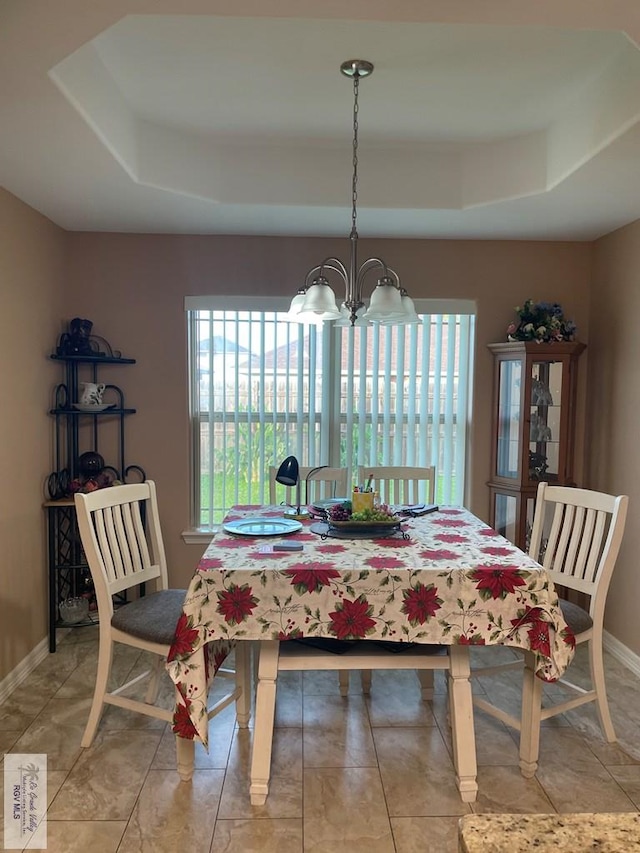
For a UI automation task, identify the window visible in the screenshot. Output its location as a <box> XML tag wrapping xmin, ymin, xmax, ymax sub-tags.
<box><xmin>186</xmin><ymin>296</ymin><xmax>475</xmax><ymax>527</ymax></box>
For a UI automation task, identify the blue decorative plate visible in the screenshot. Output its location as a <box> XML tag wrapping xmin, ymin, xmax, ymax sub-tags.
<box><xmin>222</xmin><ymin>518</ymin><xmax>303</xmax><ymax>537</ymax></box>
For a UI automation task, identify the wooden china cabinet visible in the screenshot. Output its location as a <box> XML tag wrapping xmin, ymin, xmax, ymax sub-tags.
<box><xmin>487</xmin><ymin>340</ymin><xmax>586</xmax><ymax>550</ymax></box>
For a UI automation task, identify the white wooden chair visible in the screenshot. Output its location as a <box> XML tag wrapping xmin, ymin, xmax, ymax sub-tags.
<box><xmin>357</xmin><ymin>465</ymin><xmax>436</xmax><ymax>506</ymax></box>
<box><xmin>472</xmin><ymin>482</ymin><xmax>628</xmax><ymax>775</ymax></box>
<box><xmin>249</xmin><ymin>640</ymin><xmax>477</xmax><ymax>805</ymax></box>
<box><xmin>74</xmin><ymin>481</ymin><xmax>250</xmax><ymax>772</ymax></box>
<box><xmin>268</xmin><ymin>465</ymin><xmax>349</xmax><ymax>505</ymax></box>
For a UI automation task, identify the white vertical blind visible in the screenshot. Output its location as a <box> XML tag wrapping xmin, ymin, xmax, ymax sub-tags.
<box><xmin>187</xmin><ymin>299</ymin><xmax>475</xmax><ymax>527</ymax></box>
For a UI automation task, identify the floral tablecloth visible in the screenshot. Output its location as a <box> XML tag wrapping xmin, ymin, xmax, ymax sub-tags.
<box><xmin>167</xmin><ymin>505</ymin><xmax>575</xmax><ymax>747</ymax></box>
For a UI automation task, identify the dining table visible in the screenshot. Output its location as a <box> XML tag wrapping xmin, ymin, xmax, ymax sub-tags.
<box><xmin>166</xmin><ymin>503</ymin><xmax>575</xmax><ymax>801</ymax></box>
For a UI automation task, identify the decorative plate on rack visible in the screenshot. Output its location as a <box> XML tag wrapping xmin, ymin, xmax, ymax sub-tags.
<box><xmin>72</xmin><ymin>403</ymin><xmax>115</xmax><ymax>412</ymax></box>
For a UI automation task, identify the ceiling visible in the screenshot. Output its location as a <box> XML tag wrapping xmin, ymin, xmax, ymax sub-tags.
<box><xmin>2</xmin><ymin>1</ymin><xmax>640</xmax><ymax>241</ymax></box>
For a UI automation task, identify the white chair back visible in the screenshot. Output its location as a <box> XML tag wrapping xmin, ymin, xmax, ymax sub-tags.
<box><xmin>357</xmin><ymin>465</ymin><xmax>436</xmax><ymax>505</ymax></box>
<box><xmin>74</xmin><ymin>481</ymin><xmax>168</xmax><ymax>619</ymax></box>
<box><xmin>529</xmin><ymin>483</ymin><xmax>628</xmax><ymax>613</ymax></box>
<box><xmin>268</xmin><ymin>465</ymin><xmax>349</xmax><ymax>505</ymax></box>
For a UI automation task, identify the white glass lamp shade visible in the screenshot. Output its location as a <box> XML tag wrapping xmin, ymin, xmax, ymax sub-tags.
<box><xmin>284</xmin><ymin>292</ymin><xmax>308</xmax><ymax>321</ymax></box>
<box><xmin>300</xmin><ymin>283</ymin><xmax>341</xmax><ymax>319</ymax></box>
<box><xmin>378</xmin><ymin>293</ymin><xmax>420</xmax><ymax>325</ymax></box>
<box><xmin>285</xmin><ymin>292</ymin><xmax>326</xmax><ymax>324</ymax></box>
<box><xmin>362</xmin><ymin>282</ymin><xmax>403</xmax><ymax>321</ymax></box>
<box><xmin>398</xmin><ymin>294</ymin><xmax>420</xmax><ymax>324</ymax></box>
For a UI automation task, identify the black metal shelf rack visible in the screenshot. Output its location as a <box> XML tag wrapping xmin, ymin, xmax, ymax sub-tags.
<box><xmin>45</xmin><ymin>354</ymin><xmax>141</xmax><ymax>651</ymax></box>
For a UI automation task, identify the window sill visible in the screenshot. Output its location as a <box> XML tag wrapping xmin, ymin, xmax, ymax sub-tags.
<box><xmin>181</xmin><ymin>527</ymin><xmax>219</xmax><ymax>545</ymax></box>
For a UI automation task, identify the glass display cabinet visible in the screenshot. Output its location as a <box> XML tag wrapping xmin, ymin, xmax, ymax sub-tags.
<box><xmin>487</xmin><ymin>341</ymin><xmax>586</xmax><ymax>550</ymax></box>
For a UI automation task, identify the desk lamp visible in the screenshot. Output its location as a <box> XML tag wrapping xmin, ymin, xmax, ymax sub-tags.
<box><xmin>275</xmin><ymin>456</ymin><xmax>310</xmax><ymax>520</ymax></box>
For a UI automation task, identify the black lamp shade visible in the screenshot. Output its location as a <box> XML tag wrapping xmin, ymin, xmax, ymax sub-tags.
<box><xmin>275</xmin><ymin>455</ymin><xmax>299</xmax><ymax>487</ymax></box>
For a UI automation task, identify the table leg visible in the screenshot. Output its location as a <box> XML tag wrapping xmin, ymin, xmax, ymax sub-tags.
<box><xmin>234</xmin><ymin>640</ymin><xmax>252</xmax><ymax>727</ymax></box>
<box><xmin>339</xmin><ymin>671</ymin><xmax>350</xmax><ymax>696</ymax></box>
<box><xmin>417</xmin><ymin>669</ymin><xmax>435</xmax><ymax>701</ymax></box>
<box><xmin>249</xmin><ymin>640</ymin><xmax>279</xmax><ymax>806</ymax></box>
<box><xmin>176</xmin><ymin>735</ymin><xmax>195</xmax><ymax>782</ymax></box>
<box><xmin>448</xmin><ymin>645</ymin><xmax>478</xmax><ymax>803</ymax></box>
<box><xmin>519</xmin><ymin>650</ymin><xmax>542</xmax><ymax>778</ymax></box>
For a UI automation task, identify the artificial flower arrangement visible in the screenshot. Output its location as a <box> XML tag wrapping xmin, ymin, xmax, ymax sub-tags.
<box><xmin>507</xmin><ymin>299</ymin><xmax>577</xmax><ymax>343</ymax></box>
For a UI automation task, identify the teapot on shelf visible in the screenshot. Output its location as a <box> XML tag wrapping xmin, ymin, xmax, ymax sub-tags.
<box><xmin>79</xmin><ymin>382</ymin><xmax>105</xmax><ymax>406</ymax></box>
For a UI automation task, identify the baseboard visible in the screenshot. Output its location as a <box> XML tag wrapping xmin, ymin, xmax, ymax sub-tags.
<box><xmin>0</xmin><ymin>636</ymin><xmax>51</xmax><ymax>704</ymax></box>
<box><xmin>603</xmin><ymin>630</ymin><xmax>640</xmax><ymax>679</ymax></box>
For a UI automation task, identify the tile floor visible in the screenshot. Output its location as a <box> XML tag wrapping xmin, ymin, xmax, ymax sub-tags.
<box><xmin>1</xmin><ymin>628</ymin><xmax>640</xmax><ymax>852</ymax></box>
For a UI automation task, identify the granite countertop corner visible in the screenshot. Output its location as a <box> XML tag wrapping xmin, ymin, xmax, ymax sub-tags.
<box><xmin>459</xmin><ymin>813</ymin><xmax>640</xmax><ymax>852</ymax></box>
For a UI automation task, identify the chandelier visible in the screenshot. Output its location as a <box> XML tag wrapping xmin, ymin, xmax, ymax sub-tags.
<box><xmin>286</xmin><ymin>59</ymin><xmax>418</xmax><ymax>327</ymax></box>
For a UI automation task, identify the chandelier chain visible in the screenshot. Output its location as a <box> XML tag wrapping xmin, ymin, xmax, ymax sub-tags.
<box><xmin>351</xmin><ymin>75</ymin><xmax>359</xmax><ymax>237</ymax></box>
<box><xmin>290</xmin><ymin>59</ymin><xmax>414</xmax><ymax>326</ymax></box>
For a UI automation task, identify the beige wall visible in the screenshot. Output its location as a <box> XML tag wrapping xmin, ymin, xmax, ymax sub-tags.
<box><xmin>19</xmin><ymin>207</ymin><xmax>640</xmax><ymax>678</ymax></box>
<box><xmin>591</xmin><ymin>221</ymin><xmax>640</xmax><ymax>651</ymax></box>
<box><xmin>0</xmin><ymin>190</ymin><xmax>66</xmax><ymax>680</ymax></box>
<box><xmin>63</xmin><ymin>233</ymin><xmax>592</xmax><ymax>588</ymax></box>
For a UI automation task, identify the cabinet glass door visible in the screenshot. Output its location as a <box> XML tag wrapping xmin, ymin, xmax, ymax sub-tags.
<box><xmin>494</xmin><ymin>493</ymin><xmax>517</xmax><ymax>542</ymax></box>
<box><xmin>496</xmin><ymin>359</ymin><xmax>521</xmax><ymax>479</ymax></box>
<box><xmin>528</xmin><ymin>360</ymin><xmax>563</xmax><ymax>483</ymax></box>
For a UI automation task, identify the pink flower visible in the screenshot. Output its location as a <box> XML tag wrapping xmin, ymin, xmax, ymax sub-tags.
<box><xmin>419</xmin><ymin>548</ymin><xmax>460</xmax><ymax>560</ymax></box>
<box><xmin>372</xmin><ymin>536</ymin><xmax>413</xmax><ymax>547</ymax></box>
<box><xmin>329</xmin><ymin>597</ymin><xmax>376</xmax><ymax>639</ymax></box>
<box><xmin>366</xmin><ymin>556</ymin><xmax>406</xmax><ymax>569</ymax></box>
<box><xmin>480</xmin><ymin>546</ymin><xmax>514</xmax><ymax>557</ymax></box>
<box><xmin>216</xmin><ymin>584</ymin><xmax>259</xmax><ymax>624</ymax></box>
<box><xmin>167</xmin><ymin>614</ymin><xmax>200</xmax><ymax>661</ymax></box>
<box><xmin>401</xmin><ymin>583</ymin><xmax>443</xmax><ymax>625</ymax></box>
<box><xmin>284</xmin><ymin>565</ymin><xmax>341</xmax><ymax>593</ymax></box>
<box><xmin>215</xmin><ymin>537</ymin><xmax>249</xmax><ymax>549</ymax></box>
<box><xmin>199</xmin><ymin>557</ymin><xmax>223</xmax><ymax>569</ymax></box>
<box><xmin>471</xmin><ymin>566</ymin><xmax>527</xmax><ymax>600</ymax></box>
<box><xmin>434</xmin><ymin>533</ymin><xmax>469</xmax><ymax>543</ymax></box>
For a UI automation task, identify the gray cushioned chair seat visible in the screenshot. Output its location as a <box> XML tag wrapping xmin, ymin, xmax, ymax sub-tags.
<box><xmin>559</xmin><ymin>598</ymin><xmax>593</xmax><ymax>636</ymax></box>
<box><xmin>111</xmin><ymin>589</ymin><xmax>187</xmax><ymax>645</ymax></box>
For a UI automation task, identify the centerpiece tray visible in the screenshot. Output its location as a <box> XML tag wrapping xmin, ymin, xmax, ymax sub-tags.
<box><xmin>310</xmin><ymin>520</ymin><xmax>410</xmax><ymax>541</ymax></box>
<box><xmin>329</xmin><ymin>517</ymin><xmax>402</xmax><ymax>530</ymax></box>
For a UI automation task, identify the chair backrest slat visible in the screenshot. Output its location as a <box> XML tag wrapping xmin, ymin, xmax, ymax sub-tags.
<box><xmin>573</xmin><ymin>508</ymin><xmax>602</xmax><ymax>583</ymax></box>
<box><xmin>122</xmin><ymin>500</ymin><xmax>150</xmax><ymax>574</ymax></box>
<box><xmin>93</xmin><ymin>508</ymin><xmax>118</xmax><ymax>583</ymax></box>
<box><xmin>563</xmin><ymin>505</ymin><xmax>585</xmax><ymax>577</ymax></box>
<box><xmin>105</xmin><ymin>505</ymin><xmax>127</xmax><ymax>580</ymax></box>
<box><xmin>529</xmin><ymin>482</ymin><xmax>628</xmax><ymax>609</ymax></box>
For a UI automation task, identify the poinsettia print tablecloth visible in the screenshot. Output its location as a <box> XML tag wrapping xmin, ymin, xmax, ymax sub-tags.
<box><xmin>166</xmin><ymin>505</ymin><xmax>575</xmax><ymax>747</ymax></box>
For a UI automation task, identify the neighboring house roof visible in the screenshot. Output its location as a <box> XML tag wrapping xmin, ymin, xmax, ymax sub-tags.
<box><xmin>199</xmin><ymin>336</ymin><xmax>250</xmax><ymax>356</ymax></box>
